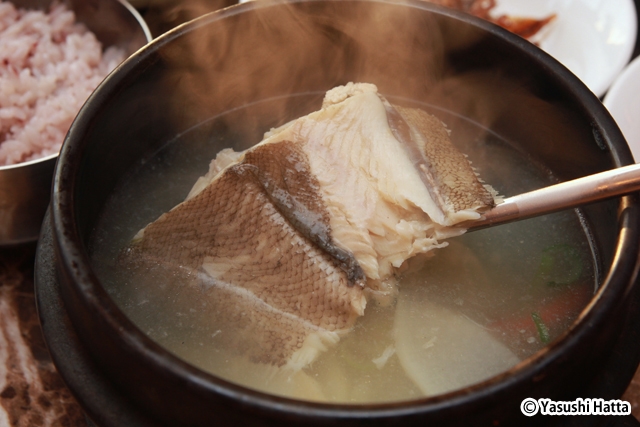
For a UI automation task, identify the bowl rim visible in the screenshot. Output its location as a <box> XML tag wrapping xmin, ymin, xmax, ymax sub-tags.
<box><xmin>0</xmin><ymin>152</ymin><xmax>58</xmax><ymax>171</ymax></box>
<box><xmin>50</xmin><ymin>0</ymin><xmax>639</xmax><ymax>419</ymax></box>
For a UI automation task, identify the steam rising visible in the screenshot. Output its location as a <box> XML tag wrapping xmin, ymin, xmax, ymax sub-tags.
<box><xmin>159</xmin><ymin>1</ymin><xmax>448</xmax><ymax>134</ymax></box>
<box><xmin>157</xmin><ymin>0</ymin><xmax>596</xmax><ymax>181</ymax></box>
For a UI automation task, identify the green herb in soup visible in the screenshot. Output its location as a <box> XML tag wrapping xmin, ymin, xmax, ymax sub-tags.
<box><xmin>531</xmin><ymin>312</ymin><xmax>551</xmax><ymax>344</ymax></box>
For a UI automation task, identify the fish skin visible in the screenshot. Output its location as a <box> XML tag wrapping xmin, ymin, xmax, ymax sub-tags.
<box><xmin>395</xmin><ymin>105</ymin><xmax>495</xmax><ymax>216</ymax></box>
<box><xmin>123</xmin><ymin>83</ymin><xmax>496</xmax><ymax>368</ymax></box>
<box><xmin>125</xmin><ymin>140</ymin><xmax>366</xmax><ymax>368</ymax></box>
<box><xmin>241</xmin><ymin>143</ymin><xmax>365</xmax><ymax>284</ymax></box>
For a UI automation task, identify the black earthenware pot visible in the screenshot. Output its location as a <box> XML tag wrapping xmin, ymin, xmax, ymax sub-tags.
<box><xmin>36</xmin><ymin>1</ymin><xmax>640</xmax><ymax>426</ymax></box>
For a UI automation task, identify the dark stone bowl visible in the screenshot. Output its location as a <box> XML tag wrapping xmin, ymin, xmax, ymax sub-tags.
<box><xmin>36</xmin><ymin>0</ymin><xmax>640</xmax><ymax>425</ymax></box>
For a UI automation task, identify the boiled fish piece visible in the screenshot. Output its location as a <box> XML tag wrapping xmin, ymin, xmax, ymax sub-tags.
<box><xmin>122</xmin><ymin>83</ymin><xmax>497</xmax><ymax>369</ymax></box>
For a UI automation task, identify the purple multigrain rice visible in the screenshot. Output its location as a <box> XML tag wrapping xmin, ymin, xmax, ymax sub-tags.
<box><xmin>0</xmin><ymin>1</ymin><xmax>125</xmax><ymax>166</ymax></box>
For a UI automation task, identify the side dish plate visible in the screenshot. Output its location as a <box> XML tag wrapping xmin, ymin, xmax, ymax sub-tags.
<box><xmin>493</xmin><ymin>0</ymin><xmax>638</xmax><ymax>97</ymax></box>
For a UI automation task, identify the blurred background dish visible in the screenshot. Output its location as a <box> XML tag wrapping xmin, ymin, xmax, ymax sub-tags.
<box><xmin>490</xmin><ymin>0</ymin><xmax>637</xmax><ymax>97</ymax></box>
<box><xmin>127</xmin><ymin>0</ymin><xmax>235</xmax><ymax>37</ymax></box>
<box><xmin>0</xmin><ymin>0</ymin><xmax>151</xmax><ymax>246</ymax></box>
<box><xmin>604</xmin><ymin>55</ymin><xmax>640</xmax><ymax>162</ymax></box>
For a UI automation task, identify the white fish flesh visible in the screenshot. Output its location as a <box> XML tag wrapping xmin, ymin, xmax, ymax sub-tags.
<box><xmin>122</xmin><ymin>83</ymin><xmax>497</xmax><ymax>370</ymax></box>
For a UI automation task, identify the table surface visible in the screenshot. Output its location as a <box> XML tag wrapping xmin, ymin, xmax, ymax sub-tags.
<box><xmin>2</xmin><ymin>0</ymin><xmax>640</xmax><ymax>425</ymax></box>
<box><xmin>0</xmin><ymin>243</ymin><xmax>87</xmax><ymax>426</ymax></box>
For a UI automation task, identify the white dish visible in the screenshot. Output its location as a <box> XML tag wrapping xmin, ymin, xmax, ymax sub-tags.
<box><xmin>492</xmin><ymin>0</ymin><xmax>638</xmax><ymax>97</ymax></box>
<box><xmin>604</xmin><ymin>55</ymin><xmax>640</xmax><ymax>162</ymax></box>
